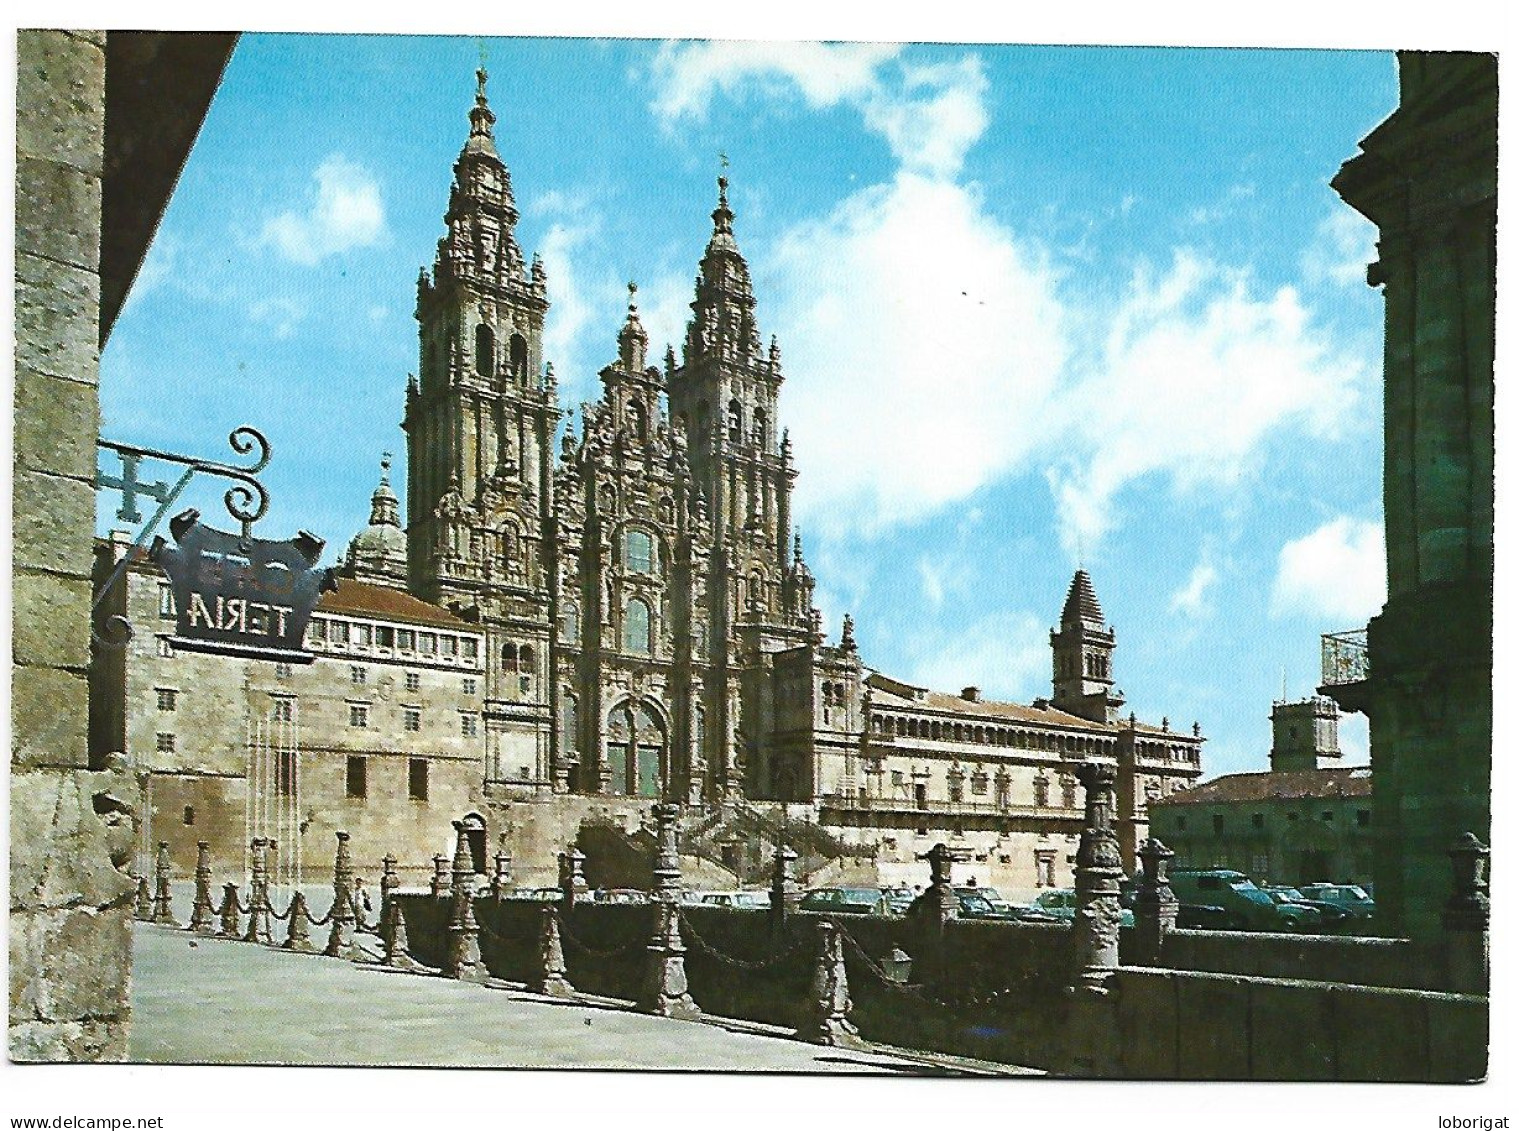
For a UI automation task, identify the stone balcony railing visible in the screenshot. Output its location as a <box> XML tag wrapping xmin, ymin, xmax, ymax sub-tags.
<box><xmin>816</xmin><ymin>793</ymin><xmax>1075</xmax><ymax>820</ymax></box>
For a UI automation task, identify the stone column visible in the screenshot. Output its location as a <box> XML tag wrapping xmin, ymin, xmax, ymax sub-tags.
<box><xmin>529</xmin><ymin>906</ymin><xmax>574</xmax><ymax>998</ymax></box>
<box><xmin>281</xmin><ymin>891</ymin><xmax>316</xmax><ymax>954</ymax></box>
<box><xmin>187</xmin><ymin>840</ymin><xmax>216</xmax><ymax>934</ymax></box>
<box><xmin>149</xmin><ymin>841</ymin><xmax>175</xmax><ymax>924</ymax></box>
<box><xmin>796</xmin><ymin>918</ymin><xmax>865</xmax><ymax>1048</ymax></box>
<box><xmin>429</xmin><ymin>853</ymin><xmax>450</xmax><ymax>899</ymax></box>
<box><xmin>1132</xmin><ymin>837</ymin><xmax>1178</xmax><ymax>967</ymax></box>
<box><xmin>638</xmin><ymin>803</ymin><xmax>699</xmax><ymax>1019</ymax></box>
<box><xmin>381</xmin><ymin>899</ymin><xmax>419</xmax><ymax>971</ymax></box>
<box><xmin>769</xmin><ymin>843</ymin><xmax>800</xmax><ymax>939</ymax></box>
<box><xmin>1441</xmin><ymin>832</ymin><xmax>1490</xmax><ymax>995</ymax></box>
<box><xmin>379</xmin><ymin>853</ymin><xmax>399</xmax><ymax>916</ymax></box>
<box><xmin>133</xmin><ymin>875</ymin><xmax>153</xmax><ymax>921</ymax></box>
<box><xmin>323</xmin><ymin>831</ymin><xmax>359</xmax><ymax>959</ymax></box>
<box><xmin>242</xmin><ymin>837</ymin><xmax>273</xmax><ymax>945</ymax></box>
<box><xmin>558</xmin><ymin>847</ymin><xmax>589</xmax><ymax>910</ymax></box>
<box><xmin>217</xmin><ymin>882</ymin><xmax>241</xmax><ymax>938</ymax></box>
<box><xmin>443</xmin><ymin>821</ymin><xmax>484</xmax><ymax>981</ymax></box>
<box><xmin>490</xmin><ymin>840</ymin><xmax>513</xmax><ymax>900</ymax></box>
<box><xmin>1071</xmin><ymin>763</ymin><xmax>1124</xmax><ymax>995</ymax></box>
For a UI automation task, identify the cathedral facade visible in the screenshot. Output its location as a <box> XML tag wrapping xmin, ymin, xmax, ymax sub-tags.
<box><xmin>96</xmin><ymin>71</ymin><xmax>1204</xmax><ymax>897</ymax></box>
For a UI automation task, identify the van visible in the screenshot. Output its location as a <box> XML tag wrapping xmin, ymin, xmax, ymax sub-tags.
<box><xmin>1168</xmin><ymin>869</ymin><xmax>1318</xmax><ymax>931</ymax></box>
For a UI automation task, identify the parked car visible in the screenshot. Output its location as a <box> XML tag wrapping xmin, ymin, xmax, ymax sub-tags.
<box><xmin>882</xmin><ymin>887</ymin><xmax>916</xmax><ymax>916</ymax></box>
<box><xmin>1167</xmin><ymin>869</ymin><xmax>1318</xmax><ymax>931</ymax></box>
<box><xmin>697</xmin><ymin>890</ymin><xmax>770</xmax><ymax>910</ymax></box>
<box><xmin>798</xmin><ymin>887</ymin><xmax>890</xmax><ymax>915</ymax></box>
<box><xmin>952</xmin><ymin>886</ymin><xmax>1062</xmax><ymax>923</ymax></box>
<box><xmin>1263</xmin><ymin>885</ymin><xmax>1351</xmax><ymax>928</ymax></box>
<box><xmin>594</xmin><ymin>888</ymin><xmax>649</xmax><ymax>905</ymax></box>
<box><xmin>511</xmin><ymin>887</ymin><xmax>563</xmax><ymax>902</ymax></box>
<box><xmin>1297</xmin><ymin>883</ymin><xmax>1376</xmax><ymax>920</ymax></box>
<box><xmin>1031</xmin><ymin>888</ymin><xmax>1135</xmax><ymax>927</ymax></box>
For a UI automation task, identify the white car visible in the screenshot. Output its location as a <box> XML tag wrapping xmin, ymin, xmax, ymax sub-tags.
<box><xmin>696</xmin><ymin>890</ymin><xmax>771</xmax><ymax>910</ymax></box>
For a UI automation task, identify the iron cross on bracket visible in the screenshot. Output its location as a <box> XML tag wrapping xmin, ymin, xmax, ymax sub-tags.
<box><xmin>97</xmin><ymin>451</ymin><xmax>176</xmax><ymax>525</ymax></box>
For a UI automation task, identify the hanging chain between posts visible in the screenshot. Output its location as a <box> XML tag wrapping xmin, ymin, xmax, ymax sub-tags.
<box><xmin>472</xmin><ymin>910</ymin><xmax>541</xmax><ymax>949</ymax></box>
<box><xmin>677</xmin><ymin>910</ymin><xmax>810</xmax><ymax>972</ymax></box>
<box><xmin>833</xmin><ymin>923</ymin><xmax>1029</xmax><ymax>1013</ymax></box>
<box><xmin>555</xmin><ymin>909</ymin><xmax>648</xmax><ymax>960</ymax></box>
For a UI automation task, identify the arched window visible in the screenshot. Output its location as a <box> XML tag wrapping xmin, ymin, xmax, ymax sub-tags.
<box><xmin>509</xmin><ymin>333</ymin><xmax>528</xmax><ymax>383</ymax></box>
<box><xmin>624</xmin><ymin>598</ymin><xmax>651</xmax><ymax>654</ymax></box>
<box><xmin>475</xmin><ymin>324</ymin><xmax>495</xmax><ymax>376</ymax></box>
<box><xmin>560</xmin><ymin>694</ymin><xmax>579</xmax><ymax>752</ymax></box>
<box><xmin>624</xmin><ymin>529</ymin><xmax>654</xmax><ymax>574</ymax></box>
<box><xmin>753</xmin><ymin>407</ymin><xmax>767</xmax><ymax>449</ymax></box>
<box><xmin>559</xmin><ymin>601</ymin><xmax>580</xmax><ymax>641</ymax></box>
<box><xmin>502</xmin><ymin>642</ymin><xmax>518</xmax><ymax>671</ymax></box>
<box><xmin>519</xmin><ymin>644</ymin><xmax>535</xmax><ymax>674</ymax></box>
<box><xmin>727</xmin><ymin>399</ymin><xmax>743</xmax><ymax>443</ymax></box>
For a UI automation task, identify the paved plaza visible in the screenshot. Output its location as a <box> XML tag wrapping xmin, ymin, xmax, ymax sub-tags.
<box><xmin>127</xmin><ymin>923</ymin><xmax>1031</xmax><ymax>1074</ymax></box>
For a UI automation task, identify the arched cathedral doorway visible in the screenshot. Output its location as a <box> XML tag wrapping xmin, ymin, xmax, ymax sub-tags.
<box><xmin>606</xmin><ymin>699</ymin><xmax>667</xmax><ymax>798</ymax></box>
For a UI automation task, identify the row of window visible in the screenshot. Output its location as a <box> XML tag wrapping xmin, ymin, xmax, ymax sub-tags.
<box><xmin>345</xmin><ymin>755</ymin><xmax>431</xmax><ymax>801</ymax></box>
<box><xmin>875</xmin><ymin>712</ymin><xmax>1123</xmax><ymax>756</ymax></box>
<box><xmin>345</xmin><ymin>703</ymin><xmax>478</xmax><ymax>736</ymax></box>
<box><xmin>310</xmin><ymin>616</ymin><xmax>481</xmax><ymax>662</ymax></box>
<box><xmin>1174</xmin><ymin>809</ymin><xmax>1374</xmax><ymax>834</ymax></box>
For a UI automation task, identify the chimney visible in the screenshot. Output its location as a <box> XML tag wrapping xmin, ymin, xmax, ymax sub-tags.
<box><xmin>961</xmin><ymin>686</ymin><xmax>981</xmax><ymax>703</ymax></box>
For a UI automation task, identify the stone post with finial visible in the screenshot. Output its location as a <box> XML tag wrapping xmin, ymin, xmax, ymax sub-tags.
<box><xmin>281</xmin><ymin>891</ymin><xmax>317</xmax><ymax>953</ymax></box>
<box><xmin>1132</xmin><ymin>837</ymin><xmax>1178</xmax><ymax>966</ymax></box>
<box><xmin>430</xmin><ymin>853</ymin><xmax>450</xmax><ymax>899</ymax></box>
<box><xmin>1071</xmin><ymin>762</ymin><xmax>1125</xmax><ymax>995</ymax></box>
<box><xmin>217</xmin><ymin>882</ymin><xmax>241</xmax><ymax>938</ymax></box>
<box><xmin>188</xmin><ymin>840</ymin><xmax>217</xmax><ymax>934</ymax></box>
<box><xmin>529</xmin><ymin>906</ymin><xmax>574</xmax><ymax>998</ymax></box>
<box><xmin>134</xmin><ymin>874</ymin><xmax>153</xmax><ymax>921</ymax></box>
<box><xmin>638</xmin><ymin>802</ymin><xmax>699</xmax><ymax>1019</ymax></box>
<box><xmin>243</xmin><ymin>836</ymin><xmax>274</xmax><ymax>944</ymax></box>
<box><xmin>443</xmin><ymin>821</ymin><xmax>484</xmax><ymax>981</ymax></box>
<box><xmin>323</xmin><ymin>831</ymin><xmax>360</xmax><ymax>959</ymax></box>
<box><xmin>490</xmin><ymin>837</ymin><xmax>513</xmax><ymax>900</ymax></box>
<box><xmin>150</xmin><ymin>840</ymin><xmax>175</xmax><ymax>924</ymax></box>
<box><xmin>381</xmin><ymin>897</ymin><xmax>420</xmax><ymax>970</ymax></box>
<box><xmin>796</xmin><ymin>918</ymin><xmax>866</xmax><ymax>1048</ymax></box>
<box><xmin>770</xmin><ymin>843</ymin><xmax>800</xmax><ymax>939</ymax></box>
<box><xmin>1442</xmin><ymin>831</ymin><xmax>1490</xmax><ymax>994</ymax></box>
<box><xmin>558</xmin><ymin>846</ymin><xmax>589</xmax><ymax>911</ymax></box>
<box><xmin>379</xmin><ymin>853</ymin><xmax>399</xmax><ymax>917</ymax></box>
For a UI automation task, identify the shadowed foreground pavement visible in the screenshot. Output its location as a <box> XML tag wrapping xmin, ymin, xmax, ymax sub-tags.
<box><xmin>129</xmin><ymin>923</ymin><xmax>1034</xmax><ymax>1074</ymax></box>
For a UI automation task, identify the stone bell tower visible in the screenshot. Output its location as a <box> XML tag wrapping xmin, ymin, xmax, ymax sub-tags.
<box><xmin>1051</xmin><ymin>569</ymin><xmax>1124</xmax><ymax>724</ymax></box>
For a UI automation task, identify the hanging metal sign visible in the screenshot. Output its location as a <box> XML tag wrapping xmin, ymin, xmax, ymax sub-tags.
<box><xmin>150</xmin><ymin>508</ymin><xmax>337</xmax><ymax>663</ymax></box>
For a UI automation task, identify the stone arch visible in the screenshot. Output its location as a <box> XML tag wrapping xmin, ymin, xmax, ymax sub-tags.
<box><xmin>475</xmin><ymin>323</ymin><xmax>495</xmax><ymax>377</ymax></box>
<box><xmin>605</xmin><ymin>697</ymin><xmax>669</xmax><ymax>798</ymax></box>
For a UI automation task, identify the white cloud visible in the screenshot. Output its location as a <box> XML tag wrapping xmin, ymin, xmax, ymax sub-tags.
<box><xmin>1270</xmin><ymin>516</ymin><xmax>1386</xmax><ymax>623</ymax></box>
<box><xmin>1302</xmin><ymin>207</ymin><xmax>1377</xmax><ymax>289</ymax></box>
<box><xmin>1047</xmin><ymin>251</ymin><xmax>1366</xmax><ymax>556</ymax></box>
<box><xmin>1169</xmin><ymin>556</ymin><xmax>1219</xmax><ymax>617</ymax></box>
<box><xmin>903</xmin><ymin>612</ymin><xmax>1049</xmax><ymax>702</ymax></box>
<box><xmin>261</xmin><ymin>155</ymin><xmax>387</xmax><ymax>265</ymax></box>
<box><xmin>774</xmin><ymin>173</ymin><xmax>1067</xmax><ymax>534</ymax></box>
<box><xmin>248</xmin><ymin>295</ymin><xmax>307</xmax><ymax>339</ymax></box>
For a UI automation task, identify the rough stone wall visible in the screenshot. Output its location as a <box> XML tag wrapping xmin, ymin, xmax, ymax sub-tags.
<box><xmin>12</xmin><ymin>28</ymin><xmax>136</xmax><ymax>1062</ymax></box>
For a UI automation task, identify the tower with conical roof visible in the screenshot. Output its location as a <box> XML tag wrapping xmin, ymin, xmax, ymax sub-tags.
<box><xmin>1050</xmin><ymin>569</ymin><xmax>1124</xmax><ymax>722</ymax></box>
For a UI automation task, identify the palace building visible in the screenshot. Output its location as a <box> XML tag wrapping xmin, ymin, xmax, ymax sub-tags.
<box><xmin>93</xmin><ymin>70</ymin><xmax>1204</xmax><ymax>897</ymax></box>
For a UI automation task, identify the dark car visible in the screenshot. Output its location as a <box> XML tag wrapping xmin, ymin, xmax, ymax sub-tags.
<box><xmin>882</xmin><ymin>887</ymin><xmax>915</xmax><ymax>916</ymax></box>
<box><xmin>1168</xmin><ymin>869</ymin><xmax>1318</xmax><ymax>931</ymax></box>
<box><xmin>798</xmin><ymin>887</ymin><xmax>890</xmax><ymax>915</ymax></box>
<box><xmin>1263</xmin><ymin>885</ymin><xmax>1351</xmax><ymax>928</ymax></box>
<box><xmin>1031</xmin><ymin>888</ymin><xmax>1134</xmax><ymax>927</ymax></box>
<box><xmin>954</xmin><ymin>886</ymin><xmax>1061</xmax><ymax>923</ymax></box>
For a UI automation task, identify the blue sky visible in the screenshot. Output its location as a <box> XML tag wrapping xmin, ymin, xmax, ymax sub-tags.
<box><xmin>99</xmin><ymin>34</ymin><xmax>1397</xmax><ymax>778</ymax></box>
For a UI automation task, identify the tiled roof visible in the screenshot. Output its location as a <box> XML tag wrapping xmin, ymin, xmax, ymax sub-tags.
<box><xmin>316</xmin><ymin>578</ymin><xmax>471</xmax><ymax>629</ymax></box>
<box><xmin>1151</xmin><ymin>767</ymin><xmax>1371</xmax><ymax>806</ymax></box>
<box><xmin>866</xmin><ymin>673</ymin><xmax>1194</xmax><ymax>740</ymax></box>
<box><xmin>1061</xmin><ymin>569</ymin><xmax>1105</xmax><ymax>626</ymax></box>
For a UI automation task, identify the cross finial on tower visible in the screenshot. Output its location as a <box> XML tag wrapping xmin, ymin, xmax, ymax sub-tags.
<box><xmin>380</xmin><ymin>451</ymin><xmax>393</xmax><ymax>482</ymax></box>
<box><xmin>627</xmin><ymin>280</ymin><xmax>638</xmax><ymax>309</ymax></box>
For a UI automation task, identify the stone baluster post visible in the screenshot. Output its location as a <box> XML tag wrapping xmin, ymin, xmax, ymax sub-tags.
<box><xmin>490</xmin><ymin>841</ymin><xmax>514</xmax><ymax>900</ymax></box>
<box><xmin>638</xmin><ymin>803</ymin><xmax>699</xmax><ymax>1019</ymax></box>
<box><xmin>323</xmin><ymin>831</ymin><xmax>359</xmax><ymax>959</ymax></box>
<box><xmin>430</xmin><ymin>853</ymin><xmax>450</xmax><ymax>899</ymax></box>
<box><xmin>134</xmin><ymin>875</ymin><xmax>153</xmax><ymax>921</ymax></box>
<box><xmin>769</xmin><ymin>843</ymin><xmax>800</xmax><ymax>939</ymax></box>
<box><xmin>187</xmin><ymin>840</ymin><xmax>217</xmax><ymax>934</ymax></box>
<box><xmin>1441</xmin><ymin>832</ymin><xmax>1490</xmax><ymax>995</ymax></box>
<box><xmin>443</xmin><ymin>821</ymin><xmax>484</xmax><ymax>981</ymax></box>
<box><xmin>379</xmin><ymin>853</ymin><xmax>399</xmax><ymax>915</ymax></box>
<box><xmin>150</xmin><ymin>840</ymin><xmax>175</xmax><ymax>924</ymax></box>
<box><xmin>1071</xmin><ymin>762</ymin><xmax>1125</xmax><ymax>995</ymax></box>
<box><xmin>558</xmin><ymin>846</ymin><xmax>589</xmax><ymax>911</ymax></box>
<box><xmin>796</xmin><ymin>918</ymin><xmax>865</xmax><ymax>1048</ymax></box>
<box><xmin>243</xmin><ymin>837</ymin><xmax>274</xmax><ymax>944</ymax></box>
<box><xmin>381</xmin><ymin>898</ymin><xmax>420</xmax><ymax>970</ymax></box>
<box><xmin>217</xmin><ymin>882</ymin><xmax>242</xmax><ymax>938</ymax></box>
<box><xmin>1132</xmin><ymin>837</ymin><xmax>1178</xmax><ymax>966</ymax></box>
<box><xmin>529</xmin><ymin>906</ymin><xmax>574</xmax><ymax>998</ymax></box>
<box><xmin>281</xmin><ymin>891</ymin><xmax>317</xmax><ymax>953</ymax></box>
